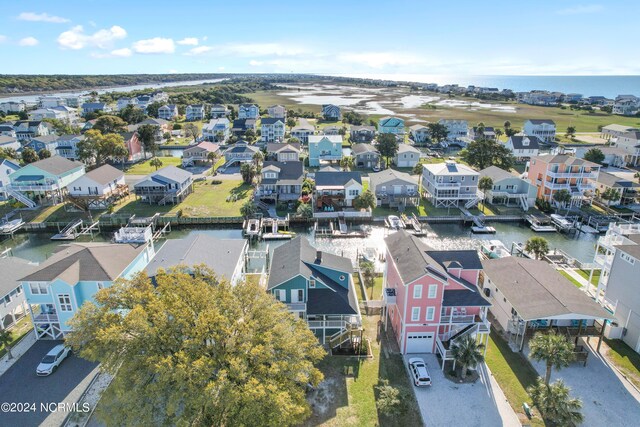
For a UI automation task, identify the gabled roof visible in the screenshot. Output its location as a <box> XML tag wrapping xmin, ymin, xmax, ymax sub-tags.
<box><xmin>350</xmin><ymin>125</ymin><xmax>376</xmax><ymax>132</ymax></box>
<box><xmin>351</xmin><ymin>143</ymin><xmax>379</xmax><ymax>155</ymax></box>
<box><xmin>261</xmin><ymin>117</ymin><xmax>285</xmax><ymax>125</ymax></box>
<box><xmin>148</xmin><ymin>165</ymin><xmax>192</xmax><ymax>184</ymax></box>
<box><xmin>531</xmin><ymin>154</ymin><xmax>599</xmax><ymax>167</ymax></box>
<box><xmin>379</xmin><ymin>116</ymin><xmax>404</xmax><ymax>127</ymax></box>
<box><xmin>423</xmin><ymin>161</ymin><xmax>478</xmax><ymax>176</ymax></box>
<box><xmin>479</xmin><ymin>165</ymin><xmax>518</xmax><ymax>182</ymax></box>
<box><xmin>24</xmin><ymin>157</ymin><xmax>84</xmax><ymax>175</ymax></box>
<box><xmin>20</xmin><ymin>242</ymin><xmax>147</xmax><ymax>283</ymax></box>
<box><xmin>397</xmin><ymin>144</ymin><xmax>420</xmax><ymax>154</ymax></box>
<box><xmin>185</xmin><ymin>141</ymin><xmax>219</xmax><ymax>154</ymax></box>
<box><xmin>597</xmin><ymin>171</ymin><xmax>640</xmax><ymax>189</ymax></box>
<box><xmin>266</xmin><ymin>142</ymin><xmax>301</xmax><ymax>153</ymax></box>
<box><xmin>369</xmin><ymin>169</ymin><xmax>416</xmax><ymax>189</ymax></box>
<box><xmin>508</xmin><ymin>135</ymin><xmax>541</xmax><ymax>150</ymax></box>
<box><xmin>410</xmin><ymin>124</ymin><xmax>429</xmax><ymax>131</ymax></box>
<box><xmin>224</xmin><ymin>143</ymin><xmax>259</xmax><ymax>154</ymax></box>
<box><xmin>482</xmin><ymin>257</ymin><xmax>613</xmax><ymax>321</ymax></box>
<box><xmin>0</xmin><ymin>257</ymin><xmax>37</xmax><ymax>297</ymax></box>
<box><xmin>526</xmin><ymin>119</ymin><xmax>556</xmax><ymax>125</ymax></box>
<box><xmin>308</xmin><ymin>135</ymin><xmax>342</xmax><ymax>144</ymax></box>
<box><xmin>82</xmin><ymin>164</ymin><xmax>123</xmax><ymax>185</ymax></box>
<box><xmin>261</xmin><ymin>161</ymin><xmax>303</xmax><ymax>185</ymax></box>
<box><xmin>146</xmin><ymin>235</ymin><xmax>246</xmax><ymax>281</ymax></box>
<box><xmin>315</xmin><ymin>171</ymin><xmax>362</xmax><ymax>187</ymax></box>
<box><xmin>140</xmin><ymin>118</ymin><xmax>169</xmax><ymax>126</ymax></box>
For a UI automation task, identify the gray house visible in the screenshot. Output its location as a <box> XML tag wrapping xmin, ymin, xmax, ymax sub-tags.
<box><xmin>369</xmin><ymin>169</ymin><xmax>419</xmax><ymax>209</ymax></box>
<box><xmin>146</xmin><ymin>234</ymin><xmax>247</xmax><ymax>285</ymax></box>
<box><xmin>350</xmin><ymin>125</ymin><xmax>376</xmax><ymax>143</ymax></box>
<box><xmin>393</xmin><ymin>144</ymin><xmax>421</xmax><ymax>168</ymax></box>
<box><xmin>266</xmin><ymin>143</ymin><xmax>301</xmax><ymax>162</ymax></box>
<box><xmin>133</xmin><ymin>166</ymin><xmax>193</xmax><ymax>205</ymax></box>
<box><xmin>256</xmin><ymin>161</ymin><xmax>304</xmax><ymax>202</ymax></box>
<box><xmin>351</xmin><ymin>143</ymin><xmax>380</xmax><ymax>169</ymax></box>
<box><xmin>479</xmin><ymin>166</ymin><xmax>536</xmax><ymax>210</ymax></box>
<box><xmin>0</xmin><ymin>257</ymin><xmax>36</xmax><ymax>329</ymax></box>
<box><xmin>422</xmin><ymin>160</ymin><xmax>481</xmax><ymax>208</ymax></box>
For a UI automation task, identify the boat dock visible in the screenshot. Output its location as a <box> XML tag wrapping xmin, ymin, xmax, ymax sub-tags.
<box><xmin>525</xmin><ymin>214</ymin><xmax>557</xmax><ymax>232</ymax></box>
<box><xmin>261</xmin><ymin>216</ymin><xmax>294</xmax><ymax>240</ymax></box>
<box><xmin>243</xmin><ymin>217</ymin><xmax>261</xmax><ymax>239</ymax></box>
<box><xmin>0</xmin><ymin>216</ymin><xmax>25</xmax><ymax>238</ymax></box>
<box><xmin>51</xmin><ymin>218</ymin><xmax>100</xmax><ymax>240</ymax></box>
<box><xmin>401</xmin><ymin>213</ymin><xmax>431</xmax><ymax>236</ymax></box>
<box><xmin>550</xmin><ymin>214</ymin><xmax>579</xmax><ymax>233</ymax></box>
<box><xmin>314</xmin><ymin>220</ymin><xmax>371</xmax><ymax>238</ymax></box>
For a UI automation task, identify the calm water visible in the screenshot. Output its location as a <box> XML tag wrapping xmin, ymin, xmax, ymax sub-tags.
<box><xmin>0</xmin><ymin>222</ymin><xmax>598</xmax><ymax>268</ymax></box>
<box><xmin>337</xmin><ymin>74</ymin><xmax>640</xmax><ymax>99</ymax></box>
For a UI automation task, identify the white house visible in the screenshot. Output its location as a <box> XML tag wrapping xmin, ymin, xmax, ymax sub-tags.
<box><xmin>613</xmin><ymin>131</ymin><xmax>640</xmax><ymax>166</ymax></box>
<box><xmin>0</xmin><ymin>101</ymin><xmax>26</xmax><ymax>114</ymax></box>
<box><xmin>0</xmin><ymin>159</ymin><xmax>20</xmax><ymax>200</ymax></box>
<box><xmin>523</xmin><ymin>119</ymin><xmax>556</xmax><ymax>142</ymax></box>
<box><xmin>505</xmin><ymin>135</ymin><xmax>541</xmax><ymax>160</ymax></box>
<box><xmin>291</xmin><ymin>118</ymin><xmax>315</xmax><ymax>143</ymax></box>
<box><xmin>210</xmin><ymin>104</ymin><xmax>229</xmax><ymax>118</ymax></box>
<box><xmin>202</xmin><ymin>118</ymin><xmax>230</xmax><ymax>142</ymax></box>
<box><xmin>438</xmin><ymin>119</ymin><xmax>467</xmax><ymax>141</ymax></box>
<box><xmin>186</xmin><ymin>104</ymin><xmax>205</xmax><ymax>121</ymax></box>
<box><xmin>393</xmin><ymin>144</ymin><xmax>421</xmax><ymax>168</ymax></box>
<box><xmin>260</xmin><ymin>118</ymin><xmax>286</xmax><ymax>143</ymax></box>
<box><xmin>613</xmin><ymin>95</ymin><xmax>640</xmax><ymax>116</ymax></box>
<box><xmin>314</xmin><ymin>170</ymin><xmax>362</xmax><ymax>209</ymax></box>
<box><xmin>158</xmin><ymin>104</ymin><xmax>179</xmax><ymax>120</ymax></box>
<box><xmin>409</xmin><ymin>124</ymin><xmax>430</xmax><ymax>144</ymax></box>
<box><xmin>67</xmin><ymin>164</ymin><xmax>128</xmax><ymax>209</ymax></box>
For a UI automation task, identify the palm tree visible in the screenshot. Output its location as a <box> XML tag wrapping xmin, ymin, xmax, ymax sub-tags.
<box><xmin>340</xmin><ymin>156</ymin><xmax>354</xmax><ymax>171</ymax></box>
<box><xmin>450</xmin><ymin>335</ymin><xmax>485</xmax><ymax>379</ymax></box>
<box><xmin>361</xmin><ymin>261</ymin><xmax>376</xmax><ymax>298</ymax></box>
<box><xmin>553</xmin><ymin>189</ymin><xmax>573</xmax><ymax>214</ymax></box>
<box><xmin>529</xmin><ymin>330</ymin><xmax>575</xmax><ymax>385</ymax></box>
<box><xmin>528</xmin><ymin>377</ymin><xmax>584</xmax><ymax>426</ymax></box>
<box><xmin>494</xmin><ymin>128</ymin><xmax>503</xmax><ymax>140</ymax></box>
<box><xmin>252</xmin><ymin>151</ymin><xmax>264</xmax><ymax>166</ymax></box>
<box><xmin>524</xmin><ymin>237</ymin><xmax>549</xmax><ymax>260</ymax></box>
<box><xmin>478</xmin><ymin>176</ymin><xmax>493</xmax><ymax>211</ymax></box>
<box><xmin>0</xmin><ymin>329</ymin><xmax>14</xmax><ymax>359</ymax></box>
<box><xmin>149</xmin><ymin>158</ymin><xmax>163</xmax><ymax>171</ymax></box>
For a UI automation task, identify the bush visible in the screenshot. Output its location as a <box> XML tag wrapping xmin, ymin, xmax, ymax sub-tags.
<box><xmin>535</xmin><ymin>198</ymin><xmax>553</xmax><ymax>213</ymax></box>
<box><xmin>375</xmin><ymin>380</ymin><xmax>407</xmax><ymax>416</ymax></box>
<box><xmin>210</xmin><ymin>180</ymin><xmax>222</xmax><ymax>185</ymax></box>
<box><xmin>304</xmin><ymin>156</ymin><xmax>310</xmax><ymax>167</ymax></box>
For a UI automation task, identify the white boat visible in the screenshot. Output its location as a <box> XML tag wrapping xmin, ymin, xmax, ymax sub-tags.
<box><xmin>362</xmin><ymin>246</ymin><xmax>378</xmax><ymax>263</ymax></box>
<box><xmin>471</xmin><ymin>225</ymin><xmax>496</xmax><ymax>234</ymax></box>
<box><xmin>550</xmin><ymin>214</ymin><xmax>574</xmax><ymax>230</ymax></box>
<box><xmin>480</xmin><ymin>240</ymin><xmax>511</xmax><ymax>259</ymax></box>
<box><xmin>0</xmin><ymin>218</ymin><xmax>24</xmax><ymax>233</ymax></box>
<box><xmin>387</xmin><ymin>215</ymin><xmax>402</xmax><ymax>230</ymax></box>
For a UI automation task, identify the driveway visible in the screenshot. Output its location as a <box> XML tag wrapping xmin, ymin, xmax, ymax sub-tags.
<box><xmin>404</xmin><ymin>354</ymin><xmax>519</xmax><ymax>427</ymax></box>
<box><xmin>0</xmin><ymin>340</ymin><xmax>98</xmax><ymax>426</ymax></box>
<box><xmin>527</xmin><ymin>339</ymin><xmax>640</xmax><ymax>426</ymax></box>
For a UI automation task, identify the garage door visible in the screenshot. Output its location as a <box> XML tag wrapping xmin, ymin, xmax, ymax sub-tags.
<box><xmin>406</xmin><ymin>332</ymin><xmax>434</xmax><ymax>353</ymax></box>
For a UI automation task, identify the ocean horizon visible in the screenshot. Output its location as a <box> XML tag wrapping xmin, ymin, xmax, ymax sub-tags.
<box><xmin>332</xmin><ymin>73</ymin><xmax>640</xmax><ymax>99</ymax></box>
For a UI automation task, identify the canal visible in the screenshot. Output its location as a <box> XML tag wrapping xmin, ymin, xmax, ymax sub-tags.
<box><xmin>0</xmin><ymin>222</ymin><xmax>599</xmax><ymax>267</ymax></box>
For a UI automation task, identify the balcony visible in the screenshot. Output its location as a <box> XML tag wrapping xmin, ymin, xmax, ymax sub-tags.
<box><xmin>9</xmin><ymin>182</ymin><xmax>60</xmax><ymax>192</ymax></box>
<box><xmin>33</xmin><ymin>311</ymin><xmax>59</xmax><ymax>323</ymax></box>
<box><xmin>432</xmin><ymin>182</ymin><xmax>461</xmax><ymax>189</ymax></box>
<box><xmin>440</xmin><ymin>314</ymin><xmax>477</xmax><ymax>324</ymax></box>
<box><xmin>318</xmin><ymin>154</ymin><xmax>342</xmax><ymax>161</ymax></box>
<box><xmin>287</xmin><ymin>302</ymin><xmax>306</xmax><ymax>312</ymax></box>
<box><xmin>546</xmin><ymin>170</ymin><xmax>598</xmax><ymax>179</ymax></box>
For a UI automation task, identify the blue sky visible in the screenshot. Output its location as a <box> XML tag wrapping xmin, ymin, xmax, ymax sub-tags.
<box><xmin>0</xmin><ymin>1</ymin><xmax>637</xmax><ymax>75</ymax></box>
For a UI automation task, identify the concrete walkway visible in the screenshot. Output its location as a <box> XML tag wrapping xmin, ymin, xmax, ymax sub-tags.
<box><xmin>0</xmin><ymin>330</ymin><xmax>36</xmax><ymax>377</ymax></box>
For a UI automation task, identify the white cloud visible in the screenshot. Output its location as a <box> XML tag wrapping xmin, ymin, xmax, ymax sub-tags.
<box><xmin>132</xmin><ymin>37</ymin><xmax>175</xmax><ymax>54</ymax></box>
<box><xmin>57</xmin><ymin>25</ymin><xmax>127</xmax><ymax>50</ymax></box>
<box><xmin>18</xmin><ymin>37</ymin><xmax>39</xmax><ymax>46</ymax></box>
<box><xmin>0</xmin><ymin>35</ymin><xmax>7</xmax><ymax>43</ymax></box>
<box><xmin>177</xmin><ymin>37</ymin><xmax>198</xmax><ymax>46</ymax></box>
<box><xmin>556</xmin><ymin>4</ymin><xmax>604</xmax><ymax>15</ymax></box>
<box><xmin>185</xmin><ymin>45</ymin><xmax>212</xmax><ymax>56</ymax></box>
<box><xmin>111</xmin><ymin>47</ymin><xmax>132</xmax><ymax>57</ymax></box>
<box><xmin>17</xmin><ymin>12</ymin><xmax>69</xmax><ymax>23</ymax></box>
<box><xmin>214</xmin><ymin>42</ymin><xmax>307</xmax><ymax>57</ymax></box>
<box><xmin>249</xmin><ymin>60</ymin><xmax>264</xmax><ymax>66</ymax></box>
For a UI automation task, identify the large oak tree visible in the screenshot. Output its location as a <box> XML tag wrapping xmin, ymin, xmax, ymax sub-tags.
<box><xmin>67</xmin><ymin>267</ymin><xmax>325</xmax><ymax>426</ymax></box>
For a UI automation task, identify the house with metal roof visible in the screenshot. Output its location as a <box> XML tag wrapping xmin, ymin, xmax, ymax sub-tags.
<box><xmin>260</xmin><ymin>117</ymin><xmax>286</xmax><ymax>143</ymax></box>
<box><xmin>20</xmin><ymin>241</ymin><xmax>155</xmax><ymax>339</ymax></box>
<box><xmin>256</xmin><ymin>160</ymin><xmax>304</xmax><ymax>202</ymax></box>
<box><xmin>133</xmin><ymin>166</ymin><xmax>193</xmax><ymax>205</ymax></box>
<box><xmin>182</xmin><ymin>141</ymin><xmax>220</xmax><ymax>167</ymax></box>
<box><xmin>479</xmin><ymin>166</ymin><xmax>536</xmax><ymax>210</ymax></box>
<box><xmin>67</xmin><ymin>164</ymin><xmax>128</xmax><ymax>209</ymax></box>
<box><xmin>378</xmin><ymin>116</ymin><xmax>405</xmax><ymax>136</ymax></box>
<box><xmin>314</xmin><ymin>170</ymin><xmax>362</xmax><ymax>210</ymax></box>
<box><xmin>481</xmin><ymin>257</ymin><xmax>614</xmax><ymax>352</ymax></box>
<box><xmin>146</xmin><ymin>234</ymin><xmax>247</xmax><ymax>285</ymax></box>
<box><xmin>369</xmin><ymin>169</ymin><xmax>418</xmax><ymax>209</ymax></box>
<box><xmin>384</xmin><ymin>230</ymin><xmax>491</xmax><ymax>365</ymax></box>
<box><xmin>308</xmin><ymin>135</ymin><xmax>342</xmax><ymax>167</ymax></box>
<box><xmin>0</xmin><ymin>257</ymin><xmax>37</xmax><ymax>329</ymax></box>
<box><xmin>8</xmin><ymin>157</ymin><xmax>85</xmax><ymax>207</ymax></box>
<box><xmin>267</xmin><ymin>237</ymin><xmax>361</xmax><ymax>345</ymax></box>
<box><xmin>351</xmin><ymin>143</ymin><xmax>380</xmax><ymax>169</ymax></box>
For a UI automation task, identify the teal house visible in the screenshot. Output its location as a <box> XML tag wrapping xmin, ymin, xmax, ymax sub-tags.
<box><xmin>378</xmin><ymin>116</ymin><xmax>405</xmax><ymax>136</ymax></box>
<box><xmin>20</xmin><ymin>242</ymin><xmax>155</xmax><ymax>339</ymax></box>
<box><xmin>308</xmin><ymin>135</ymin><xmax>343</xmax><ymax>167</ymax></box>
<box><xmin>8</xmin><ymin>156</ymin><xmax>85</xmax><ymax>207</ymax></box>
<box><xmin>267</xmin><ymin>237</ymin><xmax>361</xmax><ymax>345</ymax></box>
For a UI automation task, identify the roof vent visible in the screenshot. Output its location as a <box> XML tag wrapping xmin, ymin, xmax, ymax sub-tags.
<box><xmin>316</xmin><ymin>250</ymin><xmax>322</xmax><ymax>262</ymax></box>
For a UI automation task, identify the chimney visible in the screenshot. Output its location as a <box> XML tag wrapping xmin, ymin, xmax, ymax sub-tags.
<box><xmin>316</xmin><ymin>250</ymin><xmax>322</xmax><ymax>262</ymax></box>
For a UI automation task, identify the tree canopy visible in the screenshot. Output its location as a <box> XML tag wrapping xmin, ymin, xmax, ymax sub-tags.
<box><xmin>137</xmin><ymin>124</ymin><xmax>159</xmax><ymax>156</ymax></box>
<box><xmin>529</xmin><ymin>330</ymin><xmax>574</xmax><ymax>385</ymax></box>
<box><xmin>76</xmin><ymin>129</ymin><xmax>127</xmax><ymax>166</ymax></box>
<box><xmin>460</xmin><ymin>138</ymin><xmax>515</xmax><ymax>170</ymax></box>
<box><xmin>426</xmin><ymin>123</ymin><xmax>449</xmax><ymax>143</ymax></box>
<box><xmin>21</xmin><ymin>147</ymin><xmax>38</xmax><ymax>164</ymax></box>
<box><xmin>375</xmin><ymin>133</ymin><xmax>399</xmax><ymax>167</ymax></box>
<box><xmin>67</xmin><ymin>268</ymin><xmax>324</xmax><ymax>426</ymax></box>
<box><xmin>525</xmin><ymin>237</ymin><xmax>549</xmax><ymax>260</ymax></box>
<box><xmin>583</xmin><ymin>148</ymin><xmax>605</xmax><ymax>165</ymax></box>
<box><xmin>93</xmin><ymin>115</ymin><xmax>128</xmax><ymax>134</ymax></box>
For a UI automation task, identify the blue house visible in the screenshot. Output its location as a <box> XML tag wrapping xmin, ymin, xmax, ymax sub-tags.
<box><xmin>20</xmin><ymin>242</ymin><xmax>155</xmax><ymax>339</ymax></box>
<box><xmin>378</xmin><ymin>116</ymin><xmax>405</xmax><ymax>136</ymax></box>
<box><xmin>238</xmin><ymin>104</ymin><xmax>260</xmax><ymax>120</ymax></box>
<box><xmin>25</xmin><ymin>135</ymin><xmax>60</xmax><ymax>154</ymax></box>
<box><xmin>308</xmin><ymin>135</ymin><xmax>343</xmax><ymax>167</ymax></box>
<box><xmin>267</xmin><ymin>237</ymin><xmax>361</xmax><ymax>344</ymax></box>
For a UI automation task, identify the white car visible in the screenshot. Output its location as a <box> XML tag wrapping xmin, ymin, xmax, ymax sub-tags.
<box><xmin>36</xmin><ymin>344</ymin><xmax>71</xmax><ymax>376</ymax></box>
<box><xmin>408</xmin><ymin>357</ymin><xmax>432</xmax><ymax>387</ymax></box>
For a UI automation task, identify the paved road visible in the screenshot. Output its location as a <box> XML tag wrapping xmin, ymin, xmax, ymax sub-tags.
<box><xmin>0</xmin><ymin>340</ymin><xmax>98</xmax><ymax>426</ymax></box>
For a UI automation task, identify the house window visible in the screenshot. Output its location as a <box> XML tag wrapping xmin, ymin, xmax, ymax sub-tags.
<box><xmin>58</xmin><ymin>294</ymin><xmax>72</xmax><ymax>312</ymax></box>
<box><xmin>309</xmin><ymin>279</ymin><xmax>316</xmax><ymax>288</ymax></box>
<box><xmin>426</xmin><ymin>307</ymin><xmax>435</xmax><ymax>321</ymax></box>
<box><xmin>297</xmin><ymin>289</ymin><xmax>304</xmax><ymax>301</ymax></box>
<box><xmin>29</xmin><ymin>283</ymin><xmax>48</xmax><ymax>295</ymax></box>
<box><xmin>620</xmin><ymin>252</ymin><xmax>636</xmax><ymax>265</ymax></box>
<box><xmin>461</xmin><ymin>176</ymin><xmax>465</xmax><ymax>182</ymax></box>
<box><xmin>428</xmin><ymin>284</ymin><xmax>437</xmax><ymax>298</ymax></box>
<box><xmin>339</xmin><ymin>275</ymin><xmax>346</xmax><ymax>281</ymax></box>
<box><xmin>411</xmin><ymin>307</ymin><xmax>420</xmax><ymax>321</ymax></box>
<box><xmin>413</xmin><ymin>284</ymin><xmax>423</xmax><ymax>299</ymax></box>
<box><xmin>275</xmin><ymin>290</ymin><xmax>286</xmax><ymax>302</ymax></box>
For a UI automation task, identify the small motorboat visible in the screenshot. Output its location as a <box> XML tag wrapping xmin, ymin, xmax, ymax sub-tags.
<box><xmin>362</xmin><ymin>246</ymin><xmax>378</xmax><ymax>263</ymax></box>
<box><xmin>387</xmin><ymin>215</ymin><xmax>402</xmax><ymax>230</ymax></box>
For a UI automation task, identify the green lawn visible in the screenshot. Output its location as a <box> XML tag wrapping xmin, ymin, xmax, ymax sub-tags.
<box><xmin>353</xmin><ymin>273</ymin><xmax>384</xmax><ymax>301</ymax></box>
<box><xmin>603</xmin><ymin>338</ymin><xmax>640</xmax><ymax>390</ymax></box>
<box><xmin>0</xmin><ymin>315</ymin><xmax>33</xmax><ymax>358</ymax></box>
<box><xmin>124</xmin><ymin>157</ymin><xmax>182</xmax><ymax>175</ymax></box>
<box><xmin>373</xmin><ymin>199</ymin><xmax>459</xmax><ymax>217</ymax></box>
<box><xmin>577</xmin><ymin>268</ymin><xmax>600</xmax><ymax>286</ymax></box>
<box><xmin>114</xmin><ymin>180</ymin><xmax>252</xmax><ymax>218</ymax></box>
<box><xmin>485</xmin><ymin>330</ymin><xmax>545</xmax><ymax>426</ymax></box>
<box><xmin>305</xmin><ymin>314</ymin><xmax>422</xmax><ymax>427</ymax></box>
<box><xmin>558</xmin><ymin>271</ymin><xmax>584</xmax><ymax>288</ymax></box>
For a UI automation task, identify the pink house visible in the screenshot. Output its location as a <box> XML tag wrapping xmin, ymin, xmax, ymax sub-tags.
<box><xmin>384</xmin><ymin>230</ymin><xmax>491</xmax><ymax>369</ymax></box>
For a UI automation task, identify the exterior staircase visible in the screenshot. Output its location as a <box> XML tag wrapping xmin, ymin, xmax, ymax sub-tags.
<box><xmin>464</xmin><ymin>192</ymin><xmax>483</xmax><ymax>209</ymax></box>
<box><xmin>519</xmin><ymin>194</ymin><xmax>529</xmax><ymax>211</ymax></box>
<box><xmin>7</xmin><ymin>187</ymin><xmax>36</xmax><ymax>208</ymax></box>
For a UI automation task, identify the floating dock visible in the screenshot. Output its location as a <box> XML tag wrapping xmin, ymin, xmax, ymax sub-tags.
<box><xmin>0</xmin><ymin>218</ymin><xmax>24</xmax><ymax>237</ymax></box>
<box><xmin>261</xmin><ymin>216</ymin><xmax>294</xmax><ymax>240</ymax></box>
<box><xmin>526</xmin><ymin>215</ymin><xmax>556</xmax><ymax>232</ymax></box>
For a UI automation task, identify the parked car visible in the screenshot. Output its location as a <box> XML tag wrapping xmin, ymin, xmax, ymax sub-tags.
<box><xmin>36</xmin><ymin>344</ymin><xmax>71</xmax><ymax>376</ymax></box>
<box><xmin>408</xmin><ymin>357</ymin><xmax>431</xmax><ymax>387</ymax></box>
